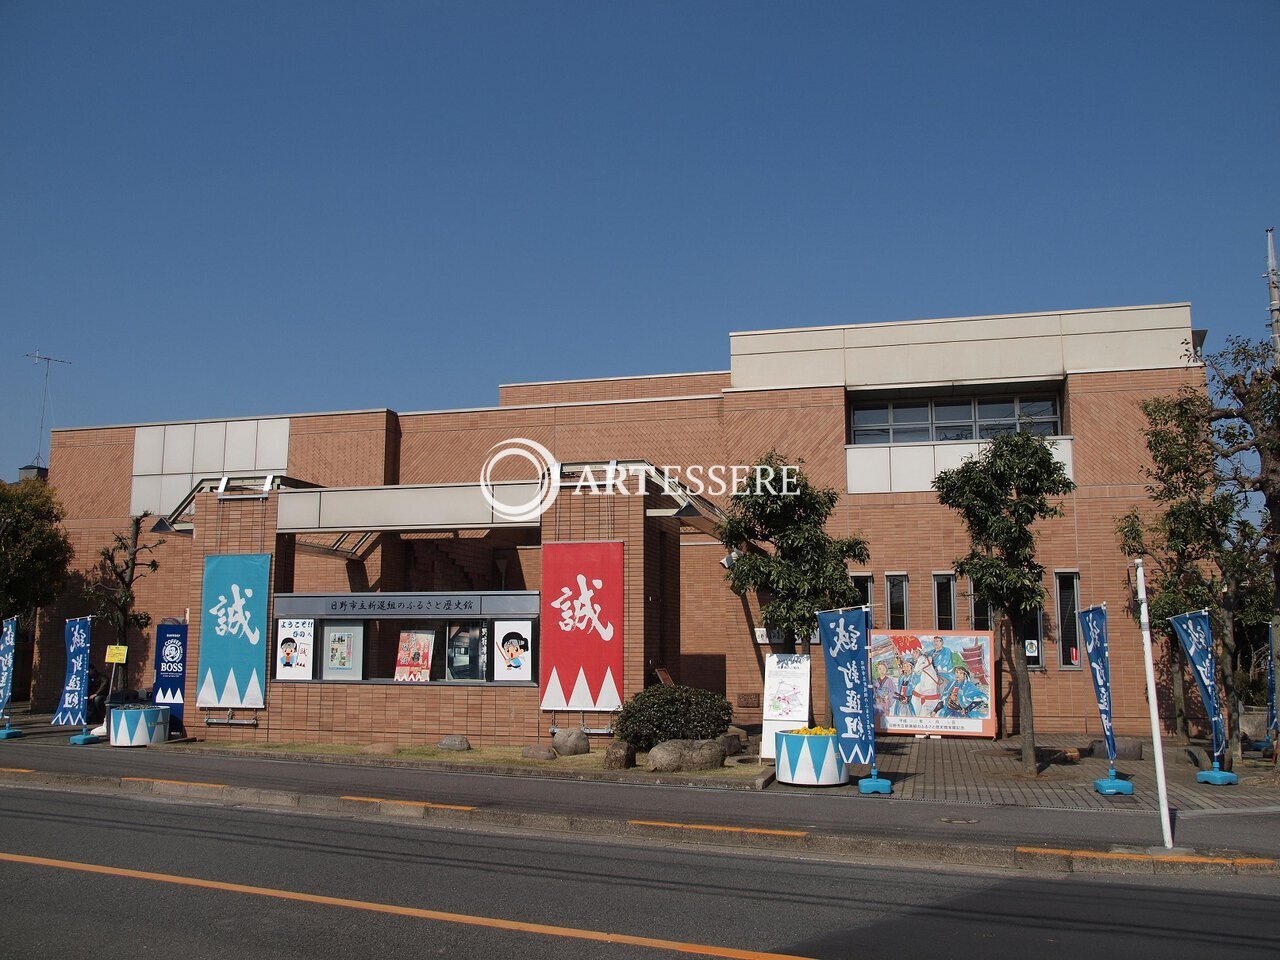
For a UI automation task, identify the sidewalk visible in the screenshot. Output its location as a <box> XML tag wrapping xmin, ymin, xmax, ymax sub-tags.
<box><xmin>1</xmin><ymin>713</ymin><xmax>1278</xmax><ymax>875</ymax></box>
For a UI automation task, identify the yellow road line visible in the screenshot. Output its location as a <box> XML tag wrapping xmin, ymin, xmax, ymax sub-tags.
<box><xmin>0</xmin><ymin>851</ymin><xmax>814</xmax><ymax>960</ymax></box>
<box><xmin>1016</xmin><ymin>846</ymin><xmax>1276</xmax><ymax>866</ymax></box>
<box><xmin>629</xmin><ymin>819</ymin><xmax>807</xmax><ymax>838</ymax></box>
<box><xmin>121</xmin><ymin>777</ymin><xmax>227</xmax><ymax>789</ymax></box>
<box><xmin>0</xmin><ymin>767</ymin><xmax>35</xmax><ymax>774</ymax></box>
<box><xmin>340</xmin><ymin>795</ymin><xmax>475</xmax><ymax>812</ymax></box>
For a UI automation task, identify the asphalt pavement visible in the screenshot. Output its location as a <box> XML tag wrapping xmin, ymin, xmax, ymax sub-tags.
<box><xmin>2</xmin><ymin>733</ymin><xmax>1279</xmax><ymax>861</ymax></box>
<box><xmin>0</xmin><ymin>788</ymin><xmax>1276</xmax><ymax>960</ymax></box>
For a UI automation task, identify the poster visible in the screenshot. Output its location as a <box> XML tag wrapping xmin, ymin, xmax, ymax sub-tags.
<box><xmin>539</xmin><ymin>541</ymin><xmax>624</xmax><ymax>711</ymax></box>
<box><xmin>321</xmin><ymin>621</ymin><xmax>364</xmax><ymax>680</ymax></box>
<box><xmin>197</xmin><ymin>553</ymin><xmax>270</xmax><ymax>708</ymax></box>
<box><xmin>394</xmin><ymin>630</ymin><xmax>435</xmax><ymax>682</ymax></box>
<box><xmin>329</xmin><ymin>631</ymin><xmax>353</xmax><ymax>669</ymax></box>
<box><xmin>493</xmin><ymin>620</ymin><xmax>534</xmax><ymax>682</ymax></box>
<box><xmin>276</xmin><ymin>619</ymin><xmax>314</xmax><ymax>680</ymax></box>
<box><xmin>868</xmin><ymin>630</ymin><xmax>996</xmax><ymax>737</ymax></box>
<box><xmin>761</xmin><ymin>653</ymin><xmax>811</xmax><ymax>760</ymax></box>
<box><xmin>53</xmin><ymin>617</ymin><xmax>91</xmax><ymax>726</ymax></box>
<box><xmin>153</xmin><ymin>623</ymin><xmax>188</xmax><ymax>733</ymax></box>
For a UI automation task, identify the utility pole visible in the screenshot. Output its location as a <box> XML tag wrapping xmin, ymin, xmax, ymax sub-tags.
<box><xmin>1267</xmin><ymin>228</ymin><xmax>1280</xmax><ymax>363</ymax></box>
<box><xmin>24</xmin><ymin>352</ymin><xmax>71</xmax><ymax>468</ymax></box>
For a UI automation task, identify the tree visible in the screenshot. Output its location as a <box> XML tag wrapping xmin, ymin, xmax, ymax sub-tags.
<box><xmin>83</xmin><ymin>514</ymin><xmax>164</xmax><ymax>676</ymax></box>
<box><xmin>934</xmin><ymin>432</ymin><xmax>1076</xmax><ymax>775</ymax></box>
<box><xmin>717</xmin><ymin>452</ymin><xmax>870</xmax><ymax>651</ymax></box>
<box><xmin>0</xmin><ymin>478</ymin><xmax>73</xmax><ymax>622</ymax></box>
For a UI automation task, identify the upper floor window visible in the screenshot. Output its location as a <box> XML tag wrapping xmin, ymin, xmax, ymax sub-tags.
<box><xmin>849</xmin><ymin>394</ymin><xmax>1061</xmax><ymax>445</ymax></box>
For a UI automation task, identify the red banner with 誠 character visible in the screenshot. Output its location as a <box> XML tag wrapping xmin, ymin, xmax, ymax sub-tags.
<box><xmin>539</xmin><ymin>541</ymin><xmax>624</xmax><ymax>712</ymax></box>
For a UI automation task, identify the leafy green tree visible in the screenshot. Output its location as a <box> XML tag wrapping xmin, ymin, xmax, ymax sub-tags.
<box><xmin>83</xmin><ymin>514</ymin><xmax>164</xmax><ymax>677</ymax></box>
<box><xmin>717</xmin><ymin>452</ymin><xmax>870</xmax><ymax>652</ymax></box>
<box><xmin>0</xmin><ymin>478</ymin><xmax>73</xmax><ymax>622</ymax></box>
<box><xmin>934</xmin><ymin>432</ymin><xmax>1075</xmax><ymax>775</ymax></box>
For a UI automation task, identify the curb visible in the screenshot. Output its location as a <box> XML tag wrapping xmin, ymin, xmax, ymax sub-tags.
<box><xmin>0</xmin><ymin>768</ymin><xmax>1273</xmax><ymax>877</ymax></box>
<box><xmin>158</xmin><ymin>743</ymin><xmax>777</xmax><ymax>791</ymax></box>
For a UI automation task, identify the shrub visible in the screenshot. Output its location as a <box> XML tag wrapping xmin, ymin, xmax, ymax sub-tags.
<box><xmin>612</xmin><ymin>684</ymin><xmax>732</xmax><ymax>751</ymax></box>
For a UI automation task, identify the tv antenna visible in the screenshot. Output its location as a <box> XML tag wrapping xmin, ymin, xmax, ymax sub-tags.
<box><xmin>25</xmin><ymin>351</ymin><xmax>71</xmax><ymax>468</ymax></box>
<box><xmin>1267</xmin><ymin>228</ymin><xmax>1280</xmax><ymax>362</ymax></box>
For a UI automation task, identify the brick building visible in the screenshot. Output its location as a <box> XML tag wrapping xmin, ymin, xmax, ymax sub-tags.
<box><xmin>28</xmin><ymin>303</ymin><xmax>1203</xmax><ymax>746</ymax></box>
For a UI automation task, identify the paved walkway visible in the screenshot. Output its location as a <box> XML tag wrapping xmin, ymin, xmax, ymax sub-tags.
<box><xmin>778</xmin><ymin>733</ymin><xmax>1280</xmax><ymax>812</ymax></box>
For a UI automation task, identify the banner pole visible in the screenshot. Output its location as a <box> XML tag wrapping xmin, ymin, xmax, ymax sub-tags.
<box><xmin>1134</xmin><ymin>559</ymin><xmax>1173</xmax><ymax>849</ymax></box>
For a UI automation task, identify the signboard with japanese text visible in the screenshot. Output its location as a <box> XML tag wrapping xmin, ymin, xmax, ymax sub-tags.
<box><xmin>868</xmin><ymin>630</ymin><xmax>996</xmax><ymax>737</ymax></box>
<box><xmin>493</xmin><ymin>620</ymin><xmax>534</xmax><ymax>682</ymax></box>
<box><xmin>105</xmin><ymin>645</ymin><xmax>128</xmax><ymax>664</ymax></box>
<box><xmin>322</xmin><ymin>621</ymin><xmax>364</xmax><ymax>680</ymax></box>
<box><xmin>1169</xmin><ymin>610</ymin><xmax>1226</xmax><ymax>762</ymax></box>
<box><xmin>197</xmin><ymin>554</ymin><xmax>270</xmax><ymax>708</ymax></box>
<box><xmin>394</xmin><ymin>630</ymin><xmax>434</xmax><ymax>682</ymax></box>
<box><xmin>818</xmin><ymin>607</ymin><xmax>875</xmax><ymax>765</ymax></box>
<box><xmin>1078</xmin><ymin>605</ymin><xmax>1117</xmax><ymax>764</ymax></box>
<box><xmin>761</xmin><ymin>653</ymin><xmax>810</xmax><ymax>760</ymax></box>
<box><xmin>539</xmin><ymin>541</ymin><xmax>624</xmax><ymax>711</ymax></box>
<box><xmin>275</xmin><ymin>619</ymin><xmax>314</xmax><ymax>680</ymax></box>
<box><xmin>53</xmin><ymin>617</ymin><xmax>92</xmax><ymax>726</ymax></box>
<box><xmin>153</xmin><ymin>623</ymin><xmax>188</xmax><ymax>732</ymax></box>
<box><xmin>0</xmin><ymin>617</ymin><xmax>17</xmax><ymax>717</ymax></box>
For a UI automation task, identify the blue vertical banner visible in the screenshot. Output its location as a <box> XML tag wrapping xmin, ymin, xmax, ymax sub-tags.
<box><xmin>153</xmin><ymin>623</ymin><xmax>189</xmax><ymax>734</ymax></box>
<box><xmin>1168</xmin><ymin>610</ymin><xmax>1226</xmax><ymax>762</ymax></box>
<box><xmin>52</xmin><ymin>617</ymin><xmax>91</xmax><ymax>726</ymax></box>
<box><xmin>817</xmin><ymin>606</ymin><xmax>875</xmax><ymax>765</ymax></box>
<box><xmin>0</xmin><ymin>617</ymin><xmax>16</xmax><ymax>716</ymax></box>
<box><xmin>1078</xmin><ymin>604</ymin><xmax>1117</xmax><ymax>764</ymax></box>
<box><xmin>1267</xmin><ymin>625</ymin><xmax>1277</xmax><ymax>742</ymax></box>
<box><xmin>197</xmin><ymin>554</ymin><xmax>270</xmax><ymax>708</ymax></box>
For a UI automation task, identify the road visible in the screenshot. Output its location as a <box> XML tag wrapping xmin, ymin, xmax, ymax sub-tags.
<box><xmin>0</xmin><ymin>787</ymin><xmax>1276</xmax><ymax>960</ymax></box>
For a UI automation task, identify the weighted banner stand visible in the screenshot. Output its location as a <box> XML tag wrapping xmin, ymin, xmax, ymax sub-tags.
<box><xmin>1078</xmin><ymin>604</ymin><xmax>1131</xmax><ymax>796</ymax></box>
<box><xmin>816</xmin><ymin>606</ymin><xmax>891</xmax><ymax>795</ymax></box>
<box><xmin>1169</xmin><ymin>609</ymin><xmax>1237</xmax><ymax>786</ymax></box>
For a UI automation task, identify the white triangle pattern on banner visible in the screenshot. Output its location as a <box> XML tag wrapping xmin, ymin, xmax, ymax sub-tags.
<box><xmin>155</xmin><ymin>687</ymin><xmax>183</xmax><ymax>705</ymax></box>
<box><xmin>219</xmin><ymin>670</ymin><xmax>242</xmax><ymax>707</ymax></box>
<box><xmin>566</xmin><ymin>668</ymin><xmax>595</xmax><ymax>709</ymax></box>
<box><xmin>240</xmin><ymin>670</ymin><xmax>264</xmax><ymax>708</ymax></box>
<box><xmin>196</xmin><ymin>670</ymin><xmax>220</xmax><ymax>707</ymax></box>
<box><xmin>540</xmin><ymin>667</ymin><xmax>567</xmax><ymax>710</ymax></box>
<box><xmin>595</xmin><ymin>668</ymin><xmax>622</xmax><ymax>710</ymax></box>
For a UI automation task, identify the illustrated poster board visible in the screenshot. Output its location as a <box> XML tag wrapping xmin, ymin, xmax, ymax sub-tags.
<box><xmin>276</xmin><ymin>619</ymin><xmax>314</xmax><ymax>680</ymax></box>
<box><xmin>868</xmin><ymin>630</ymin><xmax>996</xmax><ymax>737</ymax></box>
<box><xmin>492</xmin><ymin>620</ymin><xmax>533</xmax><ymax>682</ymax></box>
<box><xmin>322</xmin><ymin>620</ymin><xmax>364</xmax><ymax>680</ymax></box>
<box><xmin>761</xmin><ymin>653</ymin><xmax>811</xmax><ymax>759</ymax></box>
<box><xmin>394</xmin><ymin>630</ymin><xmax>435</xmax><ymax>682</ymax></box>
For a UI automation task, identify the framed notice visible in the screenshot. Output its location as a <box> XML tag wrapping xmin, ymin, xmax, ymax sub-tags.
<box><xmin>869</xmin><ymin>631</ymin><xmax>996</xmax><ymax>738</ymax></box>
<box><xmin>761</xmin><ymin>653</ymin><xmax>811</xmax><ymax>759</ymax></box>
<box><xmin>492</xmin><ymin>620</ymin><xmax>534</xmax><ymax>682</ymax></box>
<box><xmin>321</xmin><ymin>621</ymin><xmax>364</xmax><ymax>680</ymax></box>
<box><xmin>275</xmin><ymin>619</ymin><xmax>314</xmax><ymax>680</ymax></box>
<box><xmin>394</xmin><ymin>630</ymin><xmax>435</xmax><ymax>682</ymax></box>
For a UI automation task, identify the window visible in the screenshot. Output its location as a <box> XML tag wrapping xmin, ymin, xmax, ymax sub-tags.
<box><xmin>933</xmin><ymin>574</ymin><xmax>955</xmax><ymax>630</ymax></box>
<box><xmin>850</xmin><ymin>394</ymin><xmax>1060</xmax><ymax>445</ymax></box>
<box><xmin>1017</xmin><ymin>609</ymin><xmax>1044</xmax><ymax>669</ymax></box>
<box><xmin>886</xmin><ymin>574</ymin><xmax>909</xmax><ymax>630</ymax></box>
<box><xmin>1056</xmin><ymin>573</ymin><xmax>1081</xmax><ymax>669</ymax></box>
<box><xmin>971</xmin><ymin>592</ymin><xmax>993</xmax><ymax>632</ymax></box>
<box><xmin>850</xmin><ymin>574</ymin><xmax>874</xmax><ymax>627</ymax></box>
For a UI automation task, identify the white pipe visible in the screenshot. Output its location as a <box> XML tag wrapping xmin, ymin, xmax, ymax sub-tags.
<box><xmin>1135</xmin><ymin>558</ymin><xmax>1174</xmax><ymax>849</ymax></box>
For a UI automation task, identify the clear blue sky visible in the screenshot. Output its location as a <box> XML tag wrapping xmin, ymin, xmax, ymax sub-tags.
<box><xmin>2</xmin><ymin>1</ymin><xmax>1277</xmax><ymax>481</ymax></box>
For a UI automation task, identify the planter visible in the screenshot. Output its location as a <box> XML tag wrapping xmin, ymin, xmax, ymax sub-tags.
<box><xmin>774</xmin><ymin>730</ymin><xmax>848</xmax><ymax>786</ymax></box>
<box><xmin>110</xmin><ymin>705</ymin><xmax>170</xmax><ymax>747</ymax></box>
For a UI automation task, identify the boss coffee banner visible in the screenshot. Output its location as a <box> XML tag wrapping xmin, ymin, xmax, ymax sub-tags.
<box><xmin>817</xmin><ymin>606</ymin><xmax>875</xmax><ymax>765</ymax></box>
<box><xmin>153</xmin><ymin>623</ymin><xmax>188</xmax><ymax>733</ymax></box>
<box><xmin>539</xmin><ymin>541</ymin><xmax>624</xmax><ymax>711</ymax></box>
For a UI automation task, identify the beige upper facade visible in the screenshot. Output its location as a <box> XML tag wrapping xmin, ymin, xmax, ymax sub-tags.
<box><xmin>728</xmin><ymin>303</ymin><xmax>1194</xmax><ymax>392</ymax></box>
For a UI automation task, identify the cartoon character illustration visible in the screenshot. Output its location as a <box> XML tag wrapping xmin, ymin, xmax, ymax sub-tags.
<box><xmin>933</xmin><ymin>664</ymin><xmax>988</xmax><ymax>718</ymax></box>
<box><xmin>929</xmin><ymin>635</ymin><xmax>957</xmax><ymax>682</ymax></box>
<box><xmin>498</xmin><ymin>630</ymin><xmax>529</xmax><ymax>670</ymax></box>
<box><xmin>893</xmin><ymin>653</ymin><xmax>919</xmax><ymax>715</ymax></box>
<box><xmin>279</xmin><ymin>638</ymin><xmax>298</xmax><ymax>669</ymax></box>
<box><xmin>873</xmin><ymin>661</ymin><xmax>896</xmax><ymax>718</ymax></box>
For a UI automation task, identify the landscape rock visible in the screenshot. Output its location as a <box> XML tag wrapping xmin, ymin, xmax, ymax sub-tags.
<box><xmin>647</xmin><ymin>739</ymin><xmax>725</xmax><ymax>772</ymax></box>
<box><xmin>521</xmin><ymin>745</ymin><xmax>557</xmax><ymax>761</ymax></box>
<box><xmin>718</xmin><ymin>733</ymin><xmax>743</xmax><ymax>757</ymax></box>
<box><xmin>552</xmin><ymin>728</ymin><xmax>590</xmax><ymax>756</ymax></box>
<box><xmin>437</xmin><ymin>735</ymin><xmax>472</xmax><ymax>751</ymax></box>
<box><xmin>725</xmin><ymin>726</ymin><xmax>749</xmax><ymax>744</ymax></box>
<box><xmin>603</xmin><ymin>740</ymin><xmax>637</xmax><ymax>769</ymax></box>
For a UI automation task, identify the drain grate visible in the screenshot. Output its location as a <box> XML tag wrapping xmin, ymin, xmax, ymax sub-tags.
<box><xmin>939</xmin><ymin>817</ymin><xmax>980</xmax><ymax>824</ymax></box>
